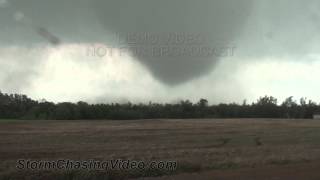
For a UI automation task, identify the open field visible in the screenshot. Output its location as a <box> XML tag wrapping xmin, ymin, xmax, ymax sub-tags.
<box><xmin>1</xmin><ymin>119</ymin><xmax>320</xmax><ymax>179</ymax></box>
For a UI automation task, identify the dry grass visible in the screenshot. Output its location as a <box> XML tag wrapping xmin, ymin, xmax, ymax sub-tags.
<box><xmin>1</xmin><ymin>119</ymin><xmax>320</xmax><ymax>179</ymax></box>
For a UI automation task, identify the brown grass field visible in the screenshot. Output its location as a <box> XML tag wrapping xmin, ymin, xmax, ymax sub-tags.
<box><xmin>1</xmin><ymin>119</ymin><xmax>320</xmax><ymax>179</ymax></box>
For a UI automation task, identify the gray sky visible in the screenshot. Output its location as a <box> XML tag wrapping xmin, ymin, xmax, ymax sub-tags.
<box><xmin>0</xmin><ymin>0</ymin><xmax>320</xmax><ymax>104</ymax></box>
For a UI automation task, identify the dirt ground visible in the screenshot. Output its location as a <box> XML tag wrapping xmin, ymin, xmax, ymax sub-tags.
<box><xmin>1</xmin><ymin>119</ymin><xmax>320</xmax><ymax>179</ymax></box>
<box><xmin>140</xmin><ymin>162</ymin><xmax>320</xmax><ymax>180</ymax></box>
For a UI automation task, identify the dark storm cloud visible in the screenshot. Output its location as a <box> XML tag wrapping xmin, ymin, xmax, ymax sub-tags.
<box><xmin>93</xmin><ymin>0</ymin><xmax>253</xmax><ymax>85</ymax></box>
<box><xmin>0</xmin><ymin>0</ymin><xmax>105</xmax><ymax>44</ymax></box>
<box><xmin>1</xmin><ymin>0</ymin><xmax>320</xmax><ymax>91</ymax></box>
<box><xmin>0</xmin><ymin>0</ymin><xmax>253</xmax><ymax>85</ymax></box>
<box><xmin>237</xmin><ymin>0</ymin><xmax>320</xmax><ymax>59</ymax></box>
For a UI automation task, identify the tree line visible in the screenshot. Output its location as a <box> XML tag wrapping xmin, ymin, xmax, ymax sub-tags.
<box><xmin>0</xmin><ymin>91</ymin><xmax>319</xmax><ymax>120</ymax></box>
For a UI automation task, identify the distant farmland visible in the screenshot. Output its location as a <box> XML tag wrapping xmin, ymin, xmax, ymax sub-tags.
<box><xmin>1</xmin><ymin>119</ymin><xmax>320</xmax><ymax>179</ymax></box>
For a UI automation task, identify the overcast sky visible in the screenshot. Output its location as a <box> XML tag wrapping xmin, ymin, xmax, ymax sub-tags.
<box><xmin>0</xmin><ymin>0</ymin><xmax>320</xmax><ymax>104</ymax></box>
